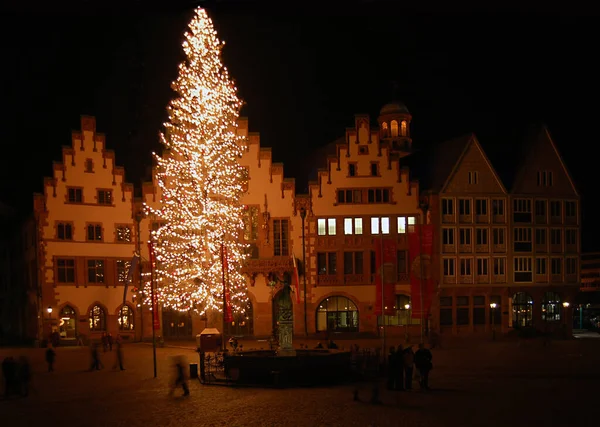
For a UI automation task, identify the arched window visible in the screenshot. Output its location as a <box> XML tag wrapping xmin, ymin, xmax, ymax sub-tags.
<box><xmin>59</xmin><ymin>305</ymin><xmax>77</xmax><ymax>339</ymax></box>
<box><xmin>512</xmin><ymin>292</ymin><xmax>533</xmax><ymax>328</ymax></box>
<box><xmin>381</xmin><ymin>122</ymin><xmax>389</xmax><ymax>137</ymax></box>
<box><xmin>390</xmin><ymin>120</ymin><xmax>399</xmax><ymax>137</ymax></box>
<box><xmin>118</xmin><ymin>305</ymin><xmax>135</xmax><ymax>331</ymax></box>
<box><xmin>542</xmin><ymin>292</ymin><xmax>561</xmax><ymax>322</ymax></box>
<box><xmin>400</xmin><ymin>120</ymin><xmax>407</xmax><ymax>136</ymax></box>
<box><xmin>226</xmin><ymin>300</ymin><xmax>254</xmax><ymax>336</ymax></box>
<box><xmin>89</xmin><ymin>305</ymin><xmax>106</xmax><ymax>331</ymax></box>
<box><xmin>316</xmin><ymin>296</ymin><xmax>359</xmax><ymax>332</ymax></box>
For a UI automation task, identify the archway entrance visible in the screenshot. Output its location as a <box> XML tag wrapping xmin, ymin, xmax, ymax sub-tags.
<box><xmin>162</xmin><ymin>309</ymin><xmax>192</xmax><ymax>339</ymax></box>
<box><xmin>59</xmin><ymin>306</ymin><xmax>77</xmax><ymax>340</ymax></box>
<box><xmin>512</xmin><ymin>292</ymin><xmax>533</xmax><ymax>328</ymax></box>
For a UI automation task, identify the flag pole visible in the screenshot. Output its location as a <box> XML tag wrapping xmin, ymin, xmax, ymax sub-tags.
<box><xmin>148</xmin><ymin>241</ymin><xmax>158</xmax><ymax>378</ymax></box>
<box><xmin>221</xmin><ymin>242</ymin><xmax>227</xmax><ymax>352</ymax></box>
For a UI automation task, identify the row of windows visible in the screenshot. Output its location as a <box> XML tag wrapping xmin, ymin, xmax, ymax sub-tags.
<box><xmin>317</xmin><ymin>216</ymin><xmax>417</xmax><ymax>236</ymax></box>
<box><xmin>67</xmin><ymin>188</ymin><xmax>113</xmax><ymax>205</ymax></box>
<box><xmin>442</xmin><ymin>257</ymin><xmax>578</xmax><ymax>279</ymax></box>
<box><xmin>441</xmin><ymin>227</ymin><xmax>577</xmax><ymax>248</ymax></box>
<box><xmin>56</xmin><ymin>258</ymin><xmax>132</xmax><ymax>284</ymax></box>
<box><xmin>60</xmin><ymin>304</ymin><xmax>135</xmax><ymax>333</ymax></box>
<box><xmin>381</xmin><ymin>120</ymin><xmax>408</xmax><ymax>138</ymax></box>
<box><xmin>442</xmin><ymin>198</ymin><xmax>577</xmax><ymax>221</ymax></box>
<box><xmin>317</xmin><ymin>250</ymin><xmax>408</xmax><ymax>278</ymax></box>
<box><xmin>347</xmin><ymin>163</ymin><xmax>380</xmax><ymax>178</ymax></box>
<box><xmin>439</xmin><ymin>292</ymin><xmax>564</xmax><ymax>327</ymax></box>
<box><xmin>56</xmin><ymin>223</ymin><xmax>133</xmax><ymax>242</ymax></box>
<box><xmin>337</xmin><ymin>188</ymin><xmax>393</xmax><ymax>204</ymax></box>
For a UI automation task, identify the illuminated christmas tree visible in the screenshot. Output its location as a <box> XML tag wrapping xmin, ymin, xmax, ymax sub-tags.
<box><xmin>145</xmin><ymin>7</ymin><xmax>248</xmax><ymax>316</ymax></box>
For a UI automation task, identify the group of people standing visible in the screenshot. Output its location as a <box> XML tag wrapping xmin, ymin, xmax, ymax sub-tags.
<box><xmin>387</xmin><ymin>343</ymin><xmax>433</xmax><ymax>391</ymax></box>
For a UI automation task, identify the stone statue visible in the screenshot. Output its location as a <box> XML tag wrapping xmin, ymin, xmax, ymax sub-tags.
<box><xmin>276</xmin><ymin>282</ymin><xmax>295</xmax><ymax>356</ymax></box>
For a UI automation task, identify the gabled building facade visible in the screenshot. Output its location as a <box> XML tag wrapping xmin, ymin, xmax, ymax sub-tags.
<box><xmin>307</xmin><ymin>104</ymin><xmax>424</xmax><ymax>337</ymax></box>
<box><xmin>429</xmin><ymin>134</ymin><xmax>509</xmax><ymax>335</ymax></box>
<box><xmin>427</xmin><ymin>126</ymin><xmax>580</xmax><ymax>337</ymax></box>
<box><xmin>33</xmin><ymin>116</ymin><xmax>138</xmax><ymax>344</ymax></box>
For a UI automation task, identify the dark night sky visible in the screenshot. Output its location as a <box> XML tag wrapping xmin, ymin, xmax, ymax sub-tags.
<box><xmin>0</xmin><ymin>2</ymin><xmax>599</xmax><ymax>250</ymax></box>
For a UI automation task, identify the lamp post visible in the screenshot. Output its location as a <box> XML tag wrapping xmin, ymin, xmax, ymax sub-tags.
<box><xmin>300</xmin><ymin>207</ymin><xmax>308</xmax><ymax>336</ymax></box>
<box><xmin>404</xmin><ymin>303</ymin><xmax>411</xmax><ymax>343</ymax></box>
<box><xmin>490</xmin><ymin>302</ymin><xmax>497</xmax><ymax>341</ymax></box>
<box><xmin>46</xmin><ymin>306</ymin><xmax>53</xmax><ymax>339</ymax></box>
<box><xmin>135</xmin><ymin>212</ymin><xmax>144</xmax><ymax>342</ymax></box>
<box><xmin>562</xmin><ymin>301</ymin><xmax>570</xmax><ymax>339</ymax></box>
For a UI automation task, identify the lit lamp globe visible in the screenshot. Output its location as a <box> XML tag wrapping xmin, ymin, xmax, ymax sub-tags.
<box><xmin>490</xmin><ymin>302</ymin><xmax>497</xmax><ymax>309</ymax></box>
<box><xmin>562</xmin><ymin>302</ymin><xmax>570</xmax><ymax>308</ymax></box>
<box><xmin>404</xmin><ymin>304</ymin><xmax>411</xmax><ymax>310</ymax></box>
<box><xmin>47</xmin><ymin>306</ymin><xmax>53</xmax><ymax>314</ymax></box>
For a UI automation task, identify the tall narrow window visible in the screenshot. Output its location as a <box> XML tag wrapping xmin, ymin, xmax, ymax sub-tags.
<box><xmin>87</xmin><ymin>224</ymin><xmax>103</xmax><ymax>241</ymax></box>
<box><xmin>97</xmin><ymin>190</ymin><xmax>112</xmax><ymax>205</ymax></box>
<box><xmin>400</xmin><ymin>121</ymin><xmax>407</xmax><ymax>136</ymax></box>
<box><xmin>57</xmin><ymin>223</ymin><xmax>73</xmax><ymax>240</ymax></box>
<box><xmin>87</xmin><ymin>260</ymin><xmax>105</xmax><ymax>283</ymax></box>
<box><xmin>390</xmin><ymin>120</ymin><xmax>399</xmax><ymax>137</ymax></box>
<box><xmin>273</xmin><ymin>219</ymin><xmax>289</xmax><ymax>256</ymax></box>
<box><xmin>243</xmin><ymin>206</ymin><xmax>259</xmax><ymax>241</ymax></box>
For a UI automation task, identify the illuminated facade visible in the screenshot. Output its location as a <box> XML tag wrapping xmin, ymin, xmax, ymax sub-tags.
<box><xmin>428</xmin><ymin>127</ymin><xmax>580</xmax><ymax>337</ymax></box>
<box><xmin>32</xmin><ymin>116</ymin><xmax>138</xmax><ymax>344</ymax></box>
<box><xmin>24</xmin><ymin>109</ymin><xmax>579</xmax><ymax>343</ymax></box>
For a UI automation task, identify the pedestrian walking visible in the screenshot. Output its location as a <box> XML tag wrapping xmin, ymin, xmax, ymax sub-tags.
<box><xmin>45</xmin><ymin>344</ymin><xmax>56</xmax><ymax>372</ymax></box>
<box><xmin>113</xmin><ymin>337</ymin><xmax>125</xmax><ymax>371</ymax></box>
<box><xmin>168</xmin><ymin>356</ymin><xmax>190</xmax><ymax>397</ymax></box>
<box><xmin>89</xmin><ymin>342</ymin><xmax>103</xmax><ymax>371</ymax></box>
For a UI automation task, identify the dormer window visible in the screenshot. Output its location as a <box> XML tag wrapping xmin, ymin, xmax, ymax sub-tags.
<box><xmin>348</xmin><ymin>164</ymin><xmax>356</xmax><ymax>177</ymax></box>
<box><xmin>401</xmin><ymin>121</ymin><xmax>407</xmax><ymax>137</ymax></box>
<box><xmin>390</xmin><ymin>120</ymin><xmax>399</xmax><ymax>137</ymax></box>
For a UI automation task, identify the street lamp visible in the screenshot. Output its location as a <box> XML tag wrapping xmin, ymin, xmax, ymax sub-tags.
<box><xmin>490</xmin><ymin>302</ymin><xmax>497</xmax><ymax>341</ymax></box>
<box><xmin>404</xmin><ymin>304</ymin><xmax>411</xmax><ymax>342</ymax></box>
<box><xmin>562</xmin><ymin>302</ymin><xmax>570</xmax><ymax>339</ymax></box>
<box><xmin>46</xmin><ymin>306</ymin><xmax>53</xmax><ymax>339</ymax></box>
<box><xmin>300</xmin><ymin>207</ymin><xmax>308</xmax><ymax>336</ymax></box>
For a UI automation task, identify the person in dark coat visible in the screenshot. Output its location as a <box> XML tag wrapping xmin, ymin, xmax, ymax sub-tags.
<box><xmin>107</xmin><ymin>333</ymin><xmax>114</xmax><ymax>351</ymax></box>
<box><xmin>394</xmin><ymin>345</ymin><xmax>404</xmax><ymax>390</ymax></box>
<box><xmin>414</xmin><ymin>343</ymin><xmax>433</xmax><ymax>390</ymax></box>
<box><xmin>45</xmin><ymin>344</ymin><xmax>56</xmax><ymax>372</ymax></box>
<box><xmin>402</xmin><ymin>345</ymin><xmax>415</xmax><ymax>390</ymax></box>
<box><xmin>113</xmin><ymin>337</ymin><xmax>125</xmax><ymax>371</ymax></box>
<box><xmin>169</xmin><ymin>358</ymin><xmax>189</xmax><ymax>397</ymax></box>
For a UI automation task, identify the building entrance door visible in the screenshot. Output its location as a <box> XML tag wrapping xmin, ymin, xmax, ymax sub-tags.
<box><xmin>162</xmin><ymin>310</ymin><xmax>193</xmax><ymax>339</ymax></box>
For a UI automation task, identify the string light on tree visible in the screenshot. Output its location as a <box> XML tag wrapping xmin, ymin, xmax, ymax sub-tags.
<box><xmin>144</xmin><ymin>7</ymin><xmax>249</xmax><ymax>316</ymax></box>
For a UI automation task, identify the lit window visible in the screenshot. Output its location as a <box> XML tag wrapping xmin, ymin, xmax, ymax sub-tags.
<box><xmin>328</xmin><ymin>219</ymin><xmax>336</xmax><ymax>235</ymax></box>
<box><xmin>354</xmin><ymin>218</ymin><xmax>363</xmax><ymax>235</ymax></box>
<box><xmin>400</xmin><ymin>121</ymin><xmax>407</xmax><ymax>136</ymax></box>
<box><xmin>381</xmin><ymin>217</ymin><xmax>390</xmax><ymax>234</ymax></box>
<box><xmin>398</xmin><ymin>217</ymin><xmax>406</xmax><ymax>234</ymax></box>
<box><xmin>408</xmin><ymin>216</ymin><xmax>416</xmax><ymax>232</ymax></box>
<box><xmin>371</xmin><ymin>217</ymin><xmax>379</xmax><ymax>234</ymax></box>
<box><xmin>390</xmin><ymin>120</ymin><xmax>399</xmax><ymax>137</ymax></box>
<box><xmin>344</xmin><ymin>218</ymin><xmax>353</xmax><ymax>235</ymax></box>
<box><xmin>317</xmin><ymin>219</ymin><xmax>326</xmax><ymax>236</ymax></box>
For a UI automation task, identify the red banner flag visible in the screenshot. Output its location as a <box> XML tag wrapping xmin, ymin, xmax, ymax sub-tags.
<box><xmin>292</xmin><ymin>256</ymin><xmax>301</xmax><ymax>304</ymax></box>
<box><xmin>221</xmin><ymin>244</ymin><xmax>233</xmax><ymax>323</ymax></box>
<box><xmin>408</xmin><ymin>225</ymin><xmax>434</xmax><ymax>319</ymax></box>
<box><xmin>374</xmin><ymin>238</ymin><xmax>397</xmax><ymax>316</ymax></box>
<box><xmin>147</xmin><ymin>242</ymin><xmax>160</xmax><ymax>331</ymax></box>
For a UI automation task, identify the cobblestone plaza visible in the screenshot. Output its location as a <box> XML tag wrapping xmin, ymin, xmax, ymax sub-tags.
<box><xmin>2</xmin><ymin>338</ymin><xmax>598</xmax><ymax>427</ymax></box>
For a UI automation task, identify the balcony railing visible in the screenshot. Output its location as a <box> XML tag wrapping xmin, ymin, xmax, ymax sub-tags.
<box><xmin>317</xmin><ymin>274</ymin><xmax>339</xmax><ymax>286</ymax></box>
<box><xmin>343</xmin><ymin>274</ymin><xmax>365</xmax><ymax>285</ymax></box>
<box><xmin>241</xmin><ymin>257</ymin><xmax>294</xmax><ymax>275</ymax></box>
